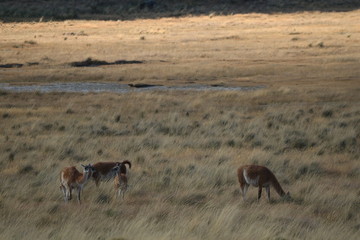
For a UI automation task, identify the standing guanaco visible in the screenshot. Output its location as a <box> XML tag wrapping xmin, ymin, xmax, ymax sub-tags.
<box><xmin>237</xmin><ymin>165</ymin><xmax>290</xmax><ymax>202</ymax></box>
<box><xmin>60</xmin><ymin>164</ymin><xmax>95</xmax><ymax>204</ymax></box>
<box><xmin>114</xmin><ymin>167</ymin><xmax>128</xmax><ymax>199</ymax></box>
<box><xmin>92</xmin><ymin>161</ymin><xmax>132</xmax><ymax>199</ymax></box>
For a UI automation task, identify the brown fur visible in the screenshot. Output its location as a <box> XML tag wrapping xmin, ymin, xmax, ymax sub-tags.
<box><xmin>237</xmin><ymin>165</ymin><xmax>289</xmax><ymax>202</ymax></box>
<box><xmin>92</xmin><ymin>161</ymin><xmax>132</xmax><ymax>199</ymax></box>
<box><xmin>60</xmin><ymin>164</ymin><xmax>94</xmax><ymax>204</ymax></box>
<box><xmin>92</xmin><ymin>161</ymin><xmax>120</xmax><ymax>186</ymax></box>
<box><xmin>114</xmin><ymin>173</ymin><xmax>128</xmax><ymax>199</ymax></box>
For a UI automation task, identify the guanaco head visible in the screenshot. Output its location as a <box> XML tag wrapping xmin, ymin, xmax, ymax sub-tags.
<box><xmin>114</xmin><ymin>161</ymin><xmax>131</xmax><ymax>175</ymax></box>
<box><xmin>283</xmin><ymin>191</ymin><xmax>292</xmax><ymax>201</ymax></box>
<box><xmin>111</xmin><ymin>164</ymin><xmax>121</xmax><ymax>173</ymax></box>
<box><xmin>81</xmin><ymin>164</ymin><xmax>95</xmax><ymax>179</ymax></box>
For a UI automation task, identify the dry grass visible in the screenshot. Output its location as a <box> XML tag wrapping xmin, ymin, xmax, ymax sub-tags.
<box><xmin>0</xmin><ymin>89</ymin><xmax>359</xmax><ymax>240</ymax></box>
<box><xmin>0</xmin><ymin>10</ymin><xmax>360</xmax><ymax>240</ymax></box>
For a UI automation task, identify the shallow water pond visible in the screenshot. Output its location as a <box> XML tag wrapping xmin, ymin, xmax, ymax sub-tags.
<box><xmin>0</xmin><ymin>82</ymin><xmax>263</xmax><ymax>93</ymax></box>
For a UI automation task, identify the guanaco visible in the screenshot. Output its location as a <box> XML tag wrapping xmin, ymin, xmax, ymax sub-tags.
<box><xmin>60</xmin><ymin>164</ymin><xmax>95</xmax><ymax>204</ymax></box>
<box><xmin>92</xmin><ymin>161</ymin><xmax>132</xmax><ymax>199</ymax></box>
<box><xmin>237</xmin><ymin>165</ymin><xmax>290</xmax><ymax>202</ymax></box>
<box><xmin>114</xmin><ymin>169</ymin><xmax>128</xmax><ymax>199</ymax></box>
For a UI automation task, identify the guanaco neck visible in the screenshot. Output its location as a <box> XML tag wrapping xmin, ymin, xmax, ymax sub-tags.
<box><xmin>271</xmin><ymin>174</ymin><xmax>285</xmax><ymax>196</ymax></box>
<box><xmin>76</xmin><ymin>171</ymin><xmax>91</xmax><ymax>185</ymax></box>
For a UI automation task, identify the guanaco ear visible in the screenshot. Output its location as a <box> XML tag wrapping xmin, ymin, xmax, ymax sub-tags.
<box><xmin>285</xmin><ymin>192</ymin><xmax>292</xmax><ymax>200</ymax></box>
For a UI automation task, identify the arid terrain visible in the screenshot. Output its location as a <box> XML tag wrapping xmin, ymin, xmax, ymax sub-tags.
<box><xmin>0</xmin><ymin>9</ymin><xmax>359</xmax><ymax>240</ymax></box>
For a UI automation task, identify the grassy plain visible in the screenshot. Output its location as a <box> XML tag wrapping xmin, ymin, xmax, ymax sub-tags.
<box><xmin>0</xmin><ymin>10</ymin><xmax>360</xmax><ymax>240</ymax></box>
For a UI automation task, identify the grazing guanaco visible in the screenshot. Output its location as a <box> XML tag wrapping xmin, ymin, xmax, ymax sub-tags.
<box><xmin>237</xmin><ymin>165</ymin><xmax>290</xmax><ymax>202</ymax></box>
<box><xmin>60</xmin><ymin>164</ymin><xmax>95</xmax><ymax>204</ymax></box>
<box><xmin>92</xmin><ymin>161</ymin><xmax>132</xmax><ymax>199</ymax></box>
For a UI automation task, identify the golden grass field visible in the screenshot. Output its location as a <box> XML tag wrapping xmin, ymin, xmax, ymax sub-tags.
<box><xmin>0</xmin><ymin>10</ymin><xmax>360</xmax><ymax>240</ymax></box>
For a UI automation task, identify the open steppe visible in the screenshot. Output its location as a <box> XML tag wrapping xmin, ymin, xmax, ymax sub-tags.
<box><xmin>0</xmin><ymin>10</ymin><xmax>360</xmax><ymax>240</ymax></box>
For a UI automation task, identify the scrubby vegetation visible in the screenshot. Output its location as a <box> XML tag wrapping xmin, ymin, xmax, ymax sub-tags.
<box><xmin>0</xmin><ymin>0</ymin><xmax>359</xmax><ymax>21</ymax></box>
<box><xmin>0</xmin><ymin>88</ymin><xmax>359</xmax><ymax>239</ymax></box>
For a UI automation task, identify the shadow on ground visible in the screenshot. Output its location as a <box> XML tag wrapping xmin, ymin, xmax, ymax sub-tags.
<box><xmin>0</xmin><ymin>0</ymin><xmax>359</xmax><ymax>22</ymax></box>
<box><xmin>70</xmin><ymin>58</ymin><xmax>143</xmax><ymax>67</ymax></box>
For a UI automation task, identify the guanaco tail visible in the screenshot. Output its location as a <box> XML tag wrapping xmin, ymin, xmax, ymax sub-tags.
<box><xmin>237</xmin><ymin>165</ymin><xmax>290</xmax><ymax>202</ymax></box>
<box><xmin>60</xmin><ymin>164</ymin><xmax>95</xmax><ymax>204</ymax></box>
<box><xmin>92</xmin><ymin>160</ymin><xmax>132</xmax><ymax>199</ymax></box>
